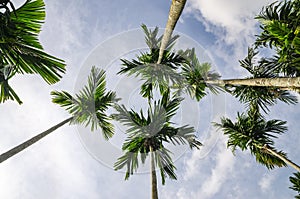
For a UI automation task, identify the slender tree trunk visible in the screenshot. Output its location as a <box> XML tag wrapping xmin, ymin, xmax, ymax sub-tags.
<box><xmin>205</xmin><ymin>77</ymin><xmax>300</xmax><ymax>88</ymax></box>
<box><xmin>157</xmin><ymin>0</ymin><xmax>187</xmax><ymax>64</ymax></box>
<box><xmin>150</xmin><ymin>146</ymin><xmax>158</xmax><ymax>199</ymax></box>
<box><xmin>262</xmin><ymin>144</ymin><xmax>300</xmax><ymax>172</ymax></box>
<box><xmin>0</xmin><ymin>117</ymin><xmax>73</xmax><ymax>163</ymax></box>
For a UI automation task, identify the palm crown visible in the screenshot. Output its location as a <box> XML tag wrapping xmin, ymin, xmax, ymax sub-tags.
<box><xmin>51</xmin><ymin>66</ymin><xmax>117</xmax><ymax>140</ymax></box>
<box><xmin>113</xmin><ymin>90</ymin><xmax>201</xmax><ymax>184</ymax></box>
<box><xmin>227</xmin><ymin>48</ymin><xmax>297</xmax><ymax>113</ymax></box>
<box><xmin>119</xmin><ymin>24</ymin><xmax>185</xmax><ymax>99</ymax></box>
<box><xmin>119</xmin><ymin>25</ymin><xmax>221</xmax><ymax>102</ymax></box>
<box><xmin>255</xmin><ymin>0</ymin><xmax>300</xmax><ymax>76</ymax></box>
<box><xmin>215</xmin><ymin>103</ymin><xmax>289</xmax><ymax>169</ymax></box>
<box><xmin>180</xmin><ymin>48</ymin><xmax>222</xmax><ymax>100</ymax></box>
<box><xmin>0</xmin><ymin>0</ymin><xmax>65</xmax><ymax>104</ymax></box>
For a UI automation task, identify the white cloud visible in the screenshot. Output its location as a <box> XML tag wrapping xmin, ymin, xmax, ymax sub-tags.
<box><xmin>183</xmin><ymin>128</ymin><xmax>221</xmax><ymax>180</ymax></box>
<box><xmin>259</xmin><ymin>173</ymin><xmax>276</xmax><ymax>192</ymax></box>
<box><xmin>184</xmin><ymin>0</ymin><xmax>273</xmax><ymax>73</ymax></box>
<box><xmin>195</xmin><ymin>137</ymin><xmax>235</xmax><ymax>198</ymax></box>
<box><xmin>180</xmin><ymin>128</ymin><xmax>235</xmax><ymax>199</ymax></box>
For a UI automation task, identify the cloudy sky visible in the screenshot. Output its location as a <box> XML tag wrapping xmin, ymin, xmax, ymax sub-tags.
<box><xmin>1</xmin><ymin>0</ymin><xmax>300</xmax><ymax>198</ymax></box>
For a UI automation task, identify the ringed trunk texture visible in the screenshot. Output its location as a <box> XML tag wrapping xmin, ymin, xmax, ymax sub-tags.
<box><xmin>0</xmin><ymin>117</ymin><xmax>73</xmax><ymax>163</ymax></box>
<box><xmin>205</xmin><ymin>77</ymin><xmax>300</xmax><ymax>88</ymax></box>
<box><xmin>263</xmin><ymin>145</ymin><xmax>300</xmax><ymax>172</ymax></box>
<box><xmin>150</xmin><ymin>147</ymin><xmax>158</xmax><ymax>199</ymax></box>
<box><xmin>157</xmin><ymin>0</ymin><xmax>187</xmax><ymax>64</ymax></box>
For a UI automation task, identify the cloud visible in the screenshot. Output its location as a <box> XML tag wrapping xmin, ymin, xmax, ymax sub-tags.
<box><xmin>259</xmin><ymin>173</ymin><xmax>276</xmax><ymax>192</ymax></box>
<box><xmin>184</xmin><ymin>0</ymin><xmax>273</xmax><ymax>74</ymax></box>
<box><xmin>179</xmin><ymin>127</ymin><xmax>235</xmax><ymax>199</ymax></box>
<box><xmin>195</xmin><ymin>137</ymin><xmax>235</xmax><ymax>198</ymax></box>
<box><xmin>41</xmin><ymin>0</ymin><xmax>90</xmax><ymax>54</ymax></box>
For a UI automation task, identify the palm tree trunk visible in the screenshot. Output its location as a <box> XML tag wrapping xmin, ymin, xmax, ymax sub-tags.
<box><xmin>157</xmin><ymin>0</ymin><xmax>187</xmax><ymax>64</ymax></box>
<box><xmin>205</xmin><ymin>77</ymin><xmax>300</xmax><ymax>88</ymax></box>
<box><xmin>262</xmin><ymin>144</ymin><xmax>300</xmax><ymax>172</ymax></box>
<box><xmin>150</xmin><ymin>146</ymin><xmax>158</xmax><ymax>199</ymax></box>
<box><xmin>0</xmin><ymin>117</ymin><xmax>73</xmax><ymax>163</ymax></box>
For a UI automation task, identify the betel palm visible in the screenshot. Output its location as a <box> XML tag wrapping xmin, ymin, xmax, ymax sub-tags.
<box><xmin>119</xmin><ymin>24</ymin><xmax>186</xmax><ymax>99</ymax></box>
<box><xmin>215</xmin><ymin>103</ymin><xmax>300</xmax><ymax>172</ymax></box>
<box><xmin>179</xmin><ymin>48</ymin><xmax>223</xmax><ymax>101</ymax></box>
<box><xmin>0</xmin><ymin>0</ymin><xmax>65</xmax><ymax>104</ymax></box>
<box><xmin>113</xmin><ymin>90</ymin><xmax>201</xmax><ymax>199</ymax></box>
<box><xmin>255</xmin><ymin>0</ymin><xmax>300</xmax><ymax>76</ymax></box>
<box><xmin>224</xmin><ymin>48</ymin><xmax>298</xmax><ymax>113</ymax></box>
<box><xmin>0</xmin><ymin>66</ymin><xmax>116</xmax><ymax>163</ymax></box>
<box><xmin>201</xmin><ymin>53</ymin><xmax>300</xmax><ymax>91</ymax></box>
<box><xmin>180</xmin><ymin>47</ymin><xmax>297</xmax><ymax>111</ymax></box>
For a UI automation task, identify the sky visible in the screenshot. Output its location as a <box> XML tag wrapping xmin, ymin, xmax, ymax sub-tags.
<box><xmin>0</xmin><ymin>0</ymin><xmax>300</xmax><ymax>198</ymax></box>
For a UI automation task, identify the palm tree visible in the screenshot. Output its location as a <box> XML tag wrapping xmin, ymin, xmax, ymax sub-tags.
<box><xmin>0</xmin><ymin>0</ymin><xmax>66</xmax><ymax>104</ymax></box>
<box><xmin>198</xmin><ymin>47</ymin><xmax>300</xmax><ymax>89</ymax></box>
<box><xmin>113</xmin><ymin>90</ymin><xmax>201</xmax><ymax>199</ymax></box>
<box><xmin>157</xmin><ymin>0</ymin><xmax>187</xmax><ymax>64</ymax></box>
<box><xmin>119</xmin><ymin>24</ymin><xmax>186</xmax><ymax>99</ymax></box>
<box><xmin>120</xmin><ymin>26</ymin><xmax>298</xmax><ymax>109</ymax></box>
<box><xmin>0</xmin><ymin>67</ymin><xmax>116</xmax><ymax>163</ymax></box>
<box><xmin>255</xmin><ymin>0</ymin><xmax>300</xmax><ymax>76</ymax></box>
<box><xmin>180</xmin><ymin>48</ymin><xmax>298</xmax><ymax>113</ymax></box>
<box><xmin>290</xmin><ymin>172</ymin><xmax>300</xmax><ymax>199</ymax></box>
<box><xmin>214</xmin><ymin>103</ymin><xmax>300</xmax><ymax>172</ymax></box>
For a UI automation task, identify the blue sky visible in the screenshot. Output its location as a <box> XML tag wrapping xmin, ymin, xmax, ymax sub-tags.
<box><xmin>0</xmin><ymin>0</ymin><xmax>300</xmax><ymax>198</ymax></box>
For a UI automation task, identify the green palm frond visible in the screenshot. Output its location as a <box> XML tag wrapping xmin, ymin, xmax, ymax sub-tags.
<box><xmin>252</xmin><ymin>146</ymin><xmax>287</xmax><ymax>169</ymax></box>
<box><xmin>155</xmin><ymin>148</ymin><xmax>177</xmax><ymax>185</ymax></box>
<box><xmin>113</xmin><ymin>90</ymin><xmax>183</xmax><ymax>138</ymax></box>
<box><xmin>113</xmin><ymin>92</ymin><xmax>200</xmax><ymax>183</ymax></box>
<box><xmin>181</xmin><ymin>48</ymin><xmax>222</xmax><ymax>101</ymax></box>
<box><xmin>141</xmin><ymin>24</ymin><xmax>180</xmax><ymax>54</ymax></box>
<box><xmin>119</xmin><ymin>25</ymin><xmax>186</xmax><ymax>99</ymax></box>
<box><xmin>229</xmin><ymin>48</ymin><xmax>298</xmax><ymax>113</ymax></box>
<box><xmin>229</xmin><ymin>85</ymin><xmax>297</xmax><ymax>113</ymax></box>
<box><xmin>255</xmin><ymin>0</ymin><xmax>296</xmax><ymax>47</ymax></box>
<box><xmin>114</xmin><ymin>151</ymin><xmax>140</xmax><ymax>180</ymax></box>
<box><xmin>141</xmin><ymin>24</ymin><xmax>161</xmax><ymax>51</ymax></box>
<box><xmin>51</xmin><ymin>67</ymin><xmax>116</xmax><ymax>140</ymax></box>
<box><xmin>255</xmin><ymin>0</ymin><xmax>300</xmax><ymax>76</ymax></box>
<box><xmin>0</xmin><ymin>0</ymin><xmax>65</xmax><ymax>85</ymax></box>
<box><xmin>290</xmin><ymin>172</ymin><xmax>300</xmax><ymax>199</ymax></box>
<box><xmin>157</xmin><ymin>125</ymin><xmax>202</xmax><ymax>149</ymax></box>
<box><xmin>215</xmin><ymin>103</ymin><xmax>288</xmax><ymax>169</ymax></box>
<box><xmin>0</xmin><ymin>64</ymin><xmax>22</xmax><ymax>104</ymax></box>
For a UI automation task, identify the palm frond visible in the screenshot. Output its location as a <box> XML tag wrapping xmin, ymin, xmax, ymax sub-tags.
<box><xmin>114</xmin><ymin>91</ymin><xmax>200</xmax><ymax>184</ymax></box>
<box><xmin>181</xmin><ymin>48</ymin><xmax>222</xmax><ymax>101</ymax></box>
<box><xmin>154</xmin><ymin>148</ymin><xmax>177</xmax><ymax>185</ymax></box>
<box><xmin>114</xmin><ymin>151</ymin><xmax>140</xmax><ymax>180</ymax></box>
<box><xmin>141</xmin><ymin>24</ymin><xmax>161</xmax><ymax>51</ymax></box>
<box><xmin>118</xmin><ymin>25</ymin><xmax>186</xmax><ymax>99</ymax></box>
<box><xmin>229</xmin><ymin>85</ymin><xmax>298</xmax><ymax>113</ymax></box>
<box><xmin>255</xmin><ymin>0</ymin><xmax>300</xmax><ymax>76</ymax></box>
<box><xmin>229</xmin><ymin>47</ymin><xmax>298</xmax><ymax>113</ymax></box>
<box><xmin>215</xmin><ymin>105</ymin><xmax>288</xmax><ymax>169</ymax></box>
<box><xmin>0</xmin><ymin>64</ymin><xmax>22</xmax><ymax>104</ymax></box>
<box><xmin>51</xmin><ymin>67</ymin><xmax>116</xmax><ymax>139</ymax></box>
<box><xmin>252</xmin><ymin>146</ymin><xmax>287</xmax><ymax>169</ymax></box>
<box><xmin>0</xmin><ymin>0</ymin><xmax>66</xmax><ymax>85</ymax></box>
<box><xmin>290</xmin><ymin>172</ymin><xmax>300</xmax><ymax>198</ymax></box>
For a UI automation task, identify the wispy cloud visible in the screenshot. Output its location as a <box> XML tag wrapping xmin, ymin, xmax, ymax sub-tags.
<box><xmin>184</xmin><ymin>0</ymin><xmax>273</xmax><ymax>74</ymax></box>
<box><xmin>259</xmin><ymin>172</ymin><xmax>276</xmax><ymax>192</ymax></box>
<box><xmin>193</xmin><ymin>136</ymin><xmax>235</xmax><ymax>198</ymax></box>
